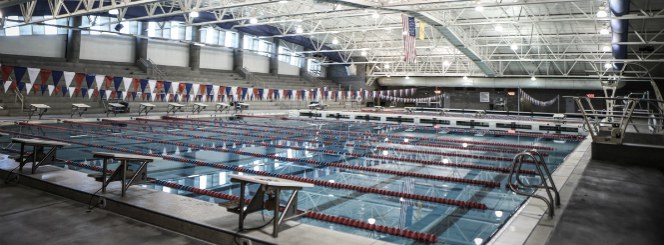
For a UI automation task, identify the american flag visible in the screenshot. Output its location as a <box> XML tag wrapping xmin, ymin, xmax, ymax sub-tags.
<box><xmin>402</xmin><ymin>14</ymin><xmax>417</xmax><ymax>63</ymax></box>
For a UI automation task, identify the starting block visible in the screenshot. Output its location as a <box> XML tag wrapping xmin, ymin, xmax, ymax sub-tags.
<box><xmin>71</xmin><ymin>103</ymin><xmax>91</xmax><ymax>118</ymax></box>
<box><xmin>215</xmin><ymin>103</ymin><xmax>231</xmax><ymax>114</ymax></box>
<box><xmin>28</xmin><ymin>104</ymin><xmax>51</xmax><ymax>120</ymax></box>
<box><xmin>307</xmin><ymin>103</ymin><xmax>327</xmax><ymax>111</ymax></box>
<box><xmin>167</xmin><ymin>103</ymin><xmax>185</xmax><ymax>115</ymax></box>
<box><xmin>192</xmin><ymin>103</ymin><xmax>208</xmax><ymax>114</ymax></box>
<box><xmin>106</xmin><ymin>103</ymin><xmax>126</xmax><ymax>117</ymax></box>
<box><xmin>138</xmin><ymin>103</ymin><xmax>156</xmax><ymax>116</ymax></box>
<box><xmin>226</xmin><ymin>175</ymin><xmax>314</xmax><ymax>238</ymax></box>
<box><xmin>234</xmin><ymin>103</ymin><xmax>249</xmax><ymax>114</ymax></box>
<box><xmin>374</xmin><ymin>106</ymin><xmax>384</xmax><ymax>111</ymax></box>
<box><xmin>404</xmin><ymin>107</ymin><xmax>417</xmax><ymax>114</ymax></box>
<box><xmin>12</xmin><ymin>138</ymin><xmax>70</xmax><ymax>174</ymax></box>
<box><xmin>89</xmin><ymin>152</ymin><xmax>161</xmax><ymax>197</ymax></box>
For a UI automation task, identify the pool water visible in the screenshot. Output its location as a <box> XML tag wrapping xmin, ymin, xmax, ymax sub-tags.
<box><xmin>0</xmin><ymin>116</ymin><xmax>581</xmax><ymax>244</ymax></box>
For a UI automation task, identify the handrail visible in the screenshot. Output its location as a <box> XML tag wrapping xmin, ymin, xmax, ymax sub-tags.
<box><xmin>145</xmin><ymin>58</ymin><xmax>167</xmax><ymax>80</ymax></box>
<box><xmin>13</xmin><ymin>86</ymin><xmax>25</xmax><ymax>112</ymax></box>
<box><xmin>507</xmin><ymin>150</ymin><xmax>560</xmax><ymax>217</ymax></box>
<box><xmin>238</xmin><ymin>67</ymin><xmax>262</xmax><ymax>88</ymax></box>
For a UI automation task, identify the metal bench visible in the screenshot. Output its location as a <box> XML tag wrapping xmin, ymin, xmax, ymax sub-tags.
<box><xmin>138</xmin><ymin>103</ymin><xmax>156</xmax><ymax>116</ymax></box>
<box><xmin>225</xmin><ymin>174</ymin><xmax>314</xmax><ymax>238</ymax></box>
<box><xmin>89</xmin><ymin>152</ymin><xmax>161</xmax><ymax>197</ymax></box>
<box><xmin>167</xmin><ymin>103</ymin><xmax>185</xmax><ymax>115</ymax></box>
<box><xmin>192</xmin><ymin>103</ymin><xmax>208</xmax><ymax>114</ymax></box>
<box><xmin>71</xmin><ymin>103</ymin><xmax>91</xmax><ymax>118</ymax></box>
<box><xmin>106</xmin><ymin>103</ymin><xmax>126</xmax><ymax>117</ymax></box>
<box><xmin>215</xmin><ymin>103</ymin><xmax>231</xmax><ymax>114</ymax></box>
<box><xmin>28</xmin><ymin>104</ymin><xmax>51</xmax><ymax>120</ymax></box>
<box><xmin>11</xmin><ymin>138</ymin><xmax>70</xmax><ymax>174</ymax></box>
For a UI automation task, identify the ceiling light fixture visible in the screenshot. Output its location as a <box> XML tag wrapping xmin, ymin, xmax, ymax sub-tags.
<box><xmin>602</xmin><ymin>45</ymin><xmax>611</xmax><ymax>52</ymax></box>
<box><xmin>531</xmin><ymin>76</ymin><xmax>537</xmax><ymax>81</ymax></box>
<box><xmin>475</xmin><ymin>5</ymin><xmax>484</xmax><ymax>12</ymax></box>
<box><xmin>600</xmin><ymin>26</ymin><xmax>610</xmax><ymax>35</ymax></box>
<box><xmin>510</xmin><ymin>43</ymin><xmax>519</xmax><ymax>51</ymax></box>
<box><xmin>189</xmin><ymin>11</ymin><xmax>200</xmax><ymax>18</ymax></box>
<box><xmin>332</xmin><ymin>38</ymin><xmax>339</xmax><ymax>44</ymax></box>
<box><xmin>384</xmin><ymin>64</ymin><xmax>390</xmax><ymax>69</ymax></box>
<box><xmin>463</xmin><ymin>76</ymin><xmax>469</xmax><ymax>80</ymax></box>
<box><xmin>405</xmin><ymin>76</ymin><xmax>410</xmax><ymax>80</ymax></box>
<box><xmin>372</xmin><ymin>12</ymin><xmax>380</xmax><ymax>19</ymax></box>
<box><xmin>604</xmin><ymin>62</ymin><xmax>613</xmax><ymax>69</ymax></box>
<box><xmin>597</xmin><ymin>9</ymin><xmax>608</xmax><ymax>18</ymax></box>
<box><xmin>495</xmin><ymin>25</ymin><xmax>503</xmax><ymax>32</ymax></box>
<box><xmin>361</xmin><ymin>50</ymin><xmax>367</xmax><ymax>56</ymax></box>
<box><xmin>109</xmin><ymin>9</ymin><xmax>120</xmax><ymax>15</ymax></box>
<box><xmin>249</xmin><ymin>17</ymin><xmax>258</xmax><ymax>24</ymax></box>
<box><xmin>442</xmin><ymin>60</ymin><xmax>451</xmax><ymax>67</ymax></box>
<box><xmin>295</xmin><ymin>26</ymin><xmax>303</xmax><ymax>34</ymax></box>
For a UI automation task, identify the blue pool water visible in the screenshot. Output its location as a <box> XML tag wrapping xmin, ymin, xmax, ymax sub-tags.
<box><xmin>0</xmin><ymin>116</ymin><xmax>581</xmax><ymax>244</ymax></box>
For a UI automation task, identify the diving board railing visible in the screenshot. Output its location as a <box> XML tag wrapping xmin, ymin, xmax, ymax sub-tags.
<box><xmin>13</xmin><ymin>86</ymin><xmax>25</xmax><ymax>112</ymax></box>
<box><xmin>569</xmin><ymin>96</ymin><xmax>664</xmax><ymax>144</ymax></box>
<box><xmin>507</xmin><ymin>150</ymin><xmax>560</xmax><ymax>217</ymax></box>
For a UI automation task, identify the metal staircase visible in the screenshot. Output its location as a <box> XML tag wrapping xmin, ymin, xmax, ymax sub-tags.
<box><xmin>507</xmin><ymin>150</ymin><xmax>560</xmax><ymax>217</ymax></box>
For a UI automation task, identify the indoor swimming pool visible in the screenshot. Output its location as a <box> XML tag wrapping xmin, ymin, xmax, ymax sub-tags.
<box><xmin>0</xmin><ymin>115</ymin><xmax>582</xmax><ymax>245</ymax></box>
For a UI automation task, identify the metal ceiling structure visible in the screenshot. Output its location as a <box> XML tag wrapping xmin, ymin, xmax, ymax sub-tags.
<box><xmin>1</xmin><ymin>0</ymin><xmax>664</xmax><ymax>82</ymax></box>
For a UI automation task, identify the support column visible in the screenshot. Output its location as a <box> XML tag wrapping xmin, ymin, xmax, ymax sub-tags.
<box><xmin>135</xmin><ymin>22</ymin><xmax>149</xmax><ymax>64</ymax></box>
<box><xmin>299</xmin><ymin>50</ymin><xmax>309</xmax><ymax>76</ymax></box>
<box><xmin>189</xmin><ymin>26</ymin><xmax>201</xmax><ymax>71</ymax></box>
<box><xmin>233</xmin><ymin>32</ymin><xmax>244</xmax><ymax>71</ymax></box>
<box><xmin>269</xmin><ymin>39</ymin><xmax>279</xmax><ymax>75</ymax></box>
<box><xmin>66</xmin><ymin>16</ymin><xmax>82</xmax><ymax>63</ymax></box>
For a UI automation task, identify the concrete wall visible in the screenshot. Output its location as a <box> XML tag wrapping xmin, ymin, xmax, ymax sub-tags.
<box><xmin>147</xmin><ymin>40</ymin><xmax>189</xmax><ymax>67</ymax></box>
<box><xmin>278</xmin><ymin>61</ymin><xmax>300</xmax><ymax>76</ymax></box>
<box><xmin>0</xmin><ymin>35</ymin><xmax>66</xmax><ymax>58</ymax></box>
<box><xmin>80</xmin><ymin>35</ymin><xmax>135</xmax><ymax>63</ymax></box>
<box><xmin>200</xmin><ymin>47</ymin><xmax>233</xmax><ymax>70</ymax></box>
<box><xmin>243</xmin><ymin>53</ymin><xmax>269</xmax><ymax>73</ymax></box>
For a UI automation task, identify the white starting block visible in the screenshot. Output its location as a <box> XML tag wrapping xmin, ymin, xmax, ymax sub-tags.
<box><xmin>70</xmin><ymin>103</ymin><xmax>91</xmax><ymax>118</ymax></box>
<box><xmin>28</xmin><ymin>104</ymin><xmax>51</xmax><ymax>120</ymax></box>
<box><xmin>374</xmin><ymin>106</ymin><xmax>384</xmax><ymax>111</ymax></box>
<box><xmin>138</xmin><ymin>103</ymin><xmax>156</xmax><ymax>116</ymax></box>
<box><xmin>192</xmin><ymin>103</ymin><xmax>208</xmax><ymax>114</ymax></box>
<box><xmin>404</xmin><ymin>107</ymin><xmax>417</xmax><ymax>114</ymax></box>
<box><xmin>12</xmin><ymin>138</ymin><xmax>70</xmax><ymax>174</ymax></box>
<box><xmin>307</xmin><ymin>102</ymin><xmax>328</xmax><ymax>111</ymax></box>
<box><xmin>234</xmin><ymin>102</ymin><xmax>250</xmax><ymax>113</ymax></box>
<box><xmin>89</xmin><ymin>152</ymin><xmax>161</xmax><ymax>197</ymax></box>
<box><xmin>215</xmin><ymin>103</ymin><xmax>231</xmax><ymax>114</ymax></box>
<box><xmin>553</xmin><ymin>113</ymin><xmax>566</xmax><ymax>122</ymax></box>
<box><xmin>167</xmin><ymin>103</ymin><xmax>185</xmax><ymax>115</ymax></box>
<box><xmin>106</xmin><ymin>103</ymin><xmax>126</xmax><ymax>117</ymax></box>
<box><xmin>226</xmin><ymin>175</ymin><xmax>314</xmax><ymax>238</ymax></box>
<box><xmin>0</xmin><ymin>105</ymin><xmax>4</xmax><ymax>110</ymax></box>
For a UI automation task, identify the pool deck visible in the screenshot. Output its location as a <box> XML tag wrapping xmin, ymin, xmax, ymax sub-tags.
<box><xmin>0</xmin><ymin>158</ymin><xmax>393</xmax><ymax>245</ymax></box>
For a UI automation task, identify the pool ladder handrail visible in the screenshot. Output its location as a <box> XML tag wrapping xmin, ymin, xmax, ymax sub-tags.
<box><xmin>507</xmin><ymin>150</ymin><xmax>560</xmax><ymax>217</ymax></box>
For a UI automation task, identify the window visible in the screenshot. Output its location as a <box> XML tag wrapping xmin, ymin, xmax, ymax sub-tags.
<box><xmin>147</xmin><ymin>22</ymin><xmax>158</xmax><ymax>37</ymax></box>
<box><xmin>44</xmin><ymin>17</ymin><xmax>58</xmax><ymax>35</ymax></box>
<box><xmin>4</xmin><ymin>16</ymin><xmax>21</xmax><ymax>36</ymax></box>
<box><xmin>308</xmin><ymin>59</ymin><xmax>322</xmax><ymax>76</ymax></box>
<box><xmin>170</xmin><ymin>21</ymin><xmax>180</xmax><ymax>39</ymax></box>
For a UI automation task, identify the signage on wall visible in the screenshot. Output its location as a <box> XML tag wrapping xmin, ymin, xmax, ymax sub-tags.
<box><xmin>586</xmin><ymin>93</ymin><xmax>595</xmax><ymax>98</ymax></box>
<box><xmin>480</xmin><ymin>92</ymin><xmax>490</xmax><ymax>102</ymax></box>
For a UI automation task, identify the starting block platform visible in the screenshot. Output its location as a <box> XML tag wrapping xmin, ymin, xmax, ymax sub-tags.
<box><xmin>28</xmin><ymin>104</ymin><xmax>51</xmax><ymax>120</ymax></box>
<box><xmin>138</xmin><ymin>103</ymin><xmax>156</xmax><ymax>116</ymax></box>
<box><xmin>167</xmin><ymin>103</ymin><xmax>185</xmax><ymax>115</ymax></box>
<box><xmin>12</xmin><ymin>138</ymin><xmax>70</xmax><ymax>174</ymax></box>
<box><xmin>71</xmin><ymin>103</ymin><xmax>91</xmax><ymax>118</ymax></box>
<box><xmin>307</xmin><ymin>103</ymin><xmax>328</xmax><ymax>111</ymax></box>
<box><xmin>89</xmin><ymin>152</ymin><xmax>162</xmax><ymax>197</ymax></box>
<box><xmin>226</xmin><ymin>174</ymin><xmax>314</xmax><ymax>238</ymax></box>
<box><xmin>106</xmin><ymin>103</ymin><xmax>126</xmax><ymax>117</ymax></box>
<box><xmin>192</xmin><ymin>103</ymin><xmax>208</xmax><ymax>114</ymax></box>
<box><xmin>215</xmin><ymin>103</ymin><xmax>231</xmax><ymax>114</ymax></box>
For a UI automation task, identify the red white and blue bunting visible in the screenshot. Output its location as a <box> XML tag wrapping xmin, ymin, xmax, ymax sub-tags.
<box><xmin>519</xmin><ymin>89</ymin><xmax>558</xmax><ymax>107</ymax></box>
<box><xmin>379</xmin><ymin>94</ymin><xmax>443</xmax><ymax>103</ymax></box>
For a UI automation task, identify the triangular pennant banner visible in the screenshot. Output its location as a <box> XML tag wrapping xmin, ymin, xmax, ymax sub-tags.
<box><xmin>40</xmin><ymin>84</ymin><xmax>47</xmax><ymax>95</ymax></box>
<box><xmin>27</xmin><ymin>68</ymin><xmax>40</xmax><ymax>83</ymax></box>
<box><xmin>150</xmin><ymin>80</ymin><xmax>158</xmax><ymax>93</ymax></box>
<box><xmin>85</xmin><ymin>74</ymin><xmax>95</xmax><ymax>88</ymax></box>
<box><xmin>123</xmin><ymin>77</ymin><xmax>132</xmax><ymax>91</ymax></box>
<box><xmin>95</xmin><ymin>75</ymin><xmax>105</xmax><ymax>90</ymax></box>
<box><xmin>113</xmin><ymin>77</ymin><xmax>123</xmax><ymax>91</ymax></box>
<box><xmin>3</xmin><ymin>80</ymin><xmax>12</xmax><ymax>93</ymax></box>
<box><xmin>68</xmin><ymin>87</ymin><xmax>75</xmax><ymax>98</ymax></box>
<box><xmin>48</xmin><ymin>85</ymin><xmax>55</xmax><ymax>96</ymax></box>
<box><xmin>13</xmin><ymin>66</ymin><xmax>27</xmax><ymax>83</ymax></box>
<box><xmin>105</xmin><ymin>90</ymin><xmax>112</xmax><ymax>99</ymax></box>
<box><xmin>1</xmin><ymin>65</ymin><xmax>13</xmax><ymax>81</ymax></box>
<box><xmin>140</xmin><ymin>79</ymin><xmax>148</xmax><ymax>93</ymax></box>
<box><xmin>88</xmin><ymin>89</ymin><xmax>94</xmax><ymax>98</ymax></box>
<box><xmin>63</xmin><ymin>71</ymin><xmax>75</xmax><ymax>87</ymax></box>
<box><xmin>25</xmin><ymin>83</ymin><xmax>33</xmax><ymax>94</ymax></box>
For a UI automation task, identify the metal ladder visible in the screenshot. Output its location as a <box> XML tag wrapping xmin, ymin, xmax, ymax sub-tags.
<box><xmin>507</xmin><ymin>150</ymin><xmax>560</xmax><ymax>217</ymax></box>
